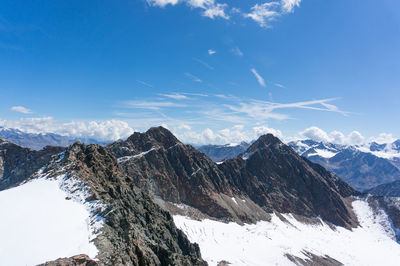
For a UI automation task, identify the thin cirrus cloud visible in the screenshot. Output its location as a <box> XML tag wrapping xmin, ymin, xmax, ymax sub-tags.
<box><xmin>231</xmin><ymin>46</ymin><xmax>243</xmax><ymax>57</ymax></box>
<box><xmin>10</xmin><ymin>106</ymin><xmax>33</xmax><ymax>114</ymax></box>
<box><xmin>185</xmin><ymin>72</ymin><xmax>202</xmax><ymax>82</ymax></box>
<box><xmin>126</xmin><ymin>100</ymin><xmax>187</xmax><ymax>110</ymax></box>
<box><xmin>250</xmin><ymin>68</ymin><xmax>266</xmax><ymax>87</ymax></box>
<box><xmin>118</xmin><ymin>94</ymin><xmax>348</xmax><ymax>129</ymax></box>
<box><xmin>136</xmin><ymin>80</ymin><xmax>154</xmax><ymax>88</ymax></box>
<box><xmin>193</xmin><ymin>57</ymin><xmax>214</xmax><ymax>70</ymax></box>
<box><xmin>159</xmin><ymin>93</ymin><xmax>189</xmax><ymax>100</ymax></box>
<box><xmin>208</xmin><ymin>49</ymin><xmax>216</xmax><ymax>55</ymax></box>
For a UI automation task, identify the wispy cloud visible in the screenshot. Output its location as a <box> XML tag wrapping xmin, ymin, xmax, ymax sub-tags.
<box><xmin>10</xmin><ymin>106</ymin><xmax>33</xmax><ymax>114</ymax></box>
<box><xmin>250</xmin><ymin>68</ymin><xmax>266</xmax><ymax>87</ymax></box>
<box><xmin>185</xmin><ymin>72</ymin><xmax>202</xmax><ymax>83</ymax></box>
<box><xmin>136</xmin><ymin>80</ymin><xmax>153</xmax><ymax>88</ymax></box>
<box><xmin>231</xmin><ymin>46</ymin><xmax>243</xmax><ymax>56</ymax></box>
<box><xmin>193</xmin><ymin>57</ymin><xmax>214</xmax><ymax>70</ymax></box>
<box><xmin>274</xmin><ymin>83</ymin><xmax>285</xmax><ymax>88</ymax></box>
<box><xmin>159</xmin><ymin>93</ymin><xmax>189</xmax><ymax>100</ymax></box>
<box><xmin>126</xmin><ymin>100</ymin><xmax>187</xmax><ymax>110</ymax></box>
<box><xmin>208</xmin><ymin>49</ymin><xmax>216</xmax><ymax>55</ymax></box>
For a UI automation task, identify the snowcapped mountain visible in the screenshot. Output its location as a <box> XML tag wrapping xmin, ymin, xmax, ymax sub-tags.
<box><xmin>2</xmin><ymin>127</ymin><xmax>400</xmax><ymax>265</ymax></box>
<box><xmin>289</xmin><ymin>139</ymin><xmax>400</xmax><ymax>191</ymax></box>
<box><xmin>197</xmin><ymin>142</ymin><xmax>250</xmax><ymax>162</ymax></box>
<box><xmin>0</xmin><ymin>127</ymin><xmax>108</xmax><ymax>150</ymax></box>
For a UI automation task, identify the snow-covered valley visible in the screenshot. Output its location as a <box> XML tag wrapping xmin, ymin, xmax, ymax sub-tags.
<box><xmin>174</xmin><ymin>199</ymin><xmax>400</xmax><ymax>266</ymax></box>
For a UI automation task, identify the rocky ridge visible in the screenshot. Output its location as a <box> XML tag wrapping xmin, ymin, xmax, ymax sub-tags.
<box><xmin>34</xmin><ymin>142</ymin><xmax>206</xmax><ymax>266</ymax></box>
<box><xmin>0</xmin><ymin>138</ymin><xmax>64</xmax><ymax>191</ymax></box>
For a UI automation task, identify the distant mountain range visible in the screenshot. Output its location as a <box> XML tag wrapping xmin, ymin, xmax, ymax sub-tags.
<box><xmin>198</xmin><ymin>138</ymin><xmax>400</xmax><ymax>193</ymax></box>
<box><xmin>0</xmin><ymin>127</ymin><xmax>108</xmax><ymax>150</ymax></box>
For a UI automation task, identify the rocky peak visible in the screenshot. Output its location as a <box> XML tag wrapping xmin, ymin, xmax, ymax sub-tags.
<box><xmin>245</xmin><ymin>133</ymin><xmax>282</xmax><ymax>153</ymax></box>
<box><xmin>0</xmin><ymin>137</ymin><xmax>3</xmax><ymax>143</ymax></box>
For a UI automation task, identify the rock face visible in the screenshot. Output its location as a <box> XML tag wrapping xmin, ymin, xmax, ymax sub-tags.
<box><xmin>0</xmin><ymin>139</ymin><xmax>64</xmax><ymax>191</ymax></box>
<box><xmin>219</xmin><ymin>134</ymin><xmax>360</xmax><ymax>228</ymax></box>
<box><xmin>109</xmin><ymin>127</ymin><xmax>359</xmax><ymax>228</ymax></box>
<box><xmin>108</xmin><ymin>127</ymin><xmax>269</xmax><ymax>224</ymax></box>
<box><xmin>38</xmin><ymin>142</ymin><xmax>206</xmax><ymax>266</ymax></box>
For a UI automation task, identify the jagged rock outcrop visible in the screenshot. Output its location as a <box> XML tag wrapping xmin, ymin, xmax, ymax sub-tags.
<box><xmin>38</xmin><ymin>142</ymin><xmax>206</xmax><ymax>266</ymax></box>
<box><xmin>218</xmin><ymin>134</ymin><xmax>360</xmax><ymax>228</ymax></box>
<box><xmin>0</xmin><ymin>139</ymin><xmax>64</xmax><ymax>190</ymax></box>
<box><xmin>38</xmin><ymin>254</ymin><xmax>98</xmax><ymax>266</ymax></box>
<box><xmin>108</xmin><ymin>127</ymin><xmax>269</xmax><ymax>224</ymax></box>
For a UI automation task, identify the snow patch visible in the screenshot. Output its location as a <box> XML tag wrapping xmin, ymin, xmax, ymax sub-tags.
<box><xmin>117</xmin><ymin>147</ymin><xmax>155</xmax><ymax>163</ymax></box>
<box><xmin>174</xmin><ymin>199</ymin><xmax>400</xmax><ymax>266</ymax></box>
<box><xmin>0</xmin><ymin>175</ymin><xmax>104</xmax><ymax>266</ymax></box>
<box><xmin>242</xmin><ymin>151</ymin><xmax>254</xmax><ymax>160</ymax></box>
<box><xmin>307</xmin><ymin>149</ymin><xmax>338</xmax><ymax>158</ymax></box>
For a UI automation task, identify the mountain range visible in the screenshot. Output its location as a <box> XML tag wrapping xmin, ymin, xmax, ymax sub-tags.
<box><xmin>0</xmin><ymin>127</ymin><xmax>107</xmax><ymax>150</ymax></box>
<box><xmin>1</xmin><ymin>127</ymin><xmax>400</xmax><ymax>265</ymax></box>
<box><xmin>198</xmin><ymin>138</ymin><xmax>400</xmax><ymax>194</ymax></box>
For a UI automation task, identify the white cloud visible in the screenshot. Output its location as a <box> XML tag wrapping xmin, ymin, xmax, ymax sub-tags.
<box><xmin>348</xmin><ymin>131</ymin><xmax>364</xmax><ymax>145</ymax></box>
<box><xmin>10</xmin><ymin>106</ymin><xmax>33</xmax><ymax>114</ymax></box>
<box><xmin>250</xmin><ymin>68</ymin><xmax>266</xmax><ymax>87</ymax></box>
<box><xmin>245</xmin><ymin>2</ymin><xmax>280</xmax><ymax>28</ymax></box>
<box><xmin>299</xmin><ymin>126</ymin><xmax>366</xmax><ymax>146</ymax></box>
<box><xmin>330</xmin><ymin>130</ymin><xmax>346</xmax><ymax>144</ymax></box>
<box><xmin>202</xmin><ymin>3</ymin><xmax>229</xmax><ymax>19</ymax></box>
<box><xmin>147</xmin><ymin>0</ymin><xmax>179</xmax><ymax>7</ymax></box>
<box><xmin>231</xmin><ymin>46</ymin><xmax>243</xmax><ymax>57</ymax></box>
<box><xmin>176</xmin><ymin>124</ymin><xmax>284</xmax><ymax>145</ymax></box>
<box><xmin>208</xmin><ymin>49</ymin><xmax>216</xmax><ymax>55</ymax></box>
<box><xmin>148</xmin><ymin>0</ymin><xmax>229</xmax><ymax>19</ymax></box>
<box><xmin>253</xmin><ymin>126</ymin><xmax>283</xmax><ymax>139</ymax></box>
<box><xmin>281</xmin><ymin>0</ymin><xmax>302</xmax><ymax>13</ymax></box>
<box><xmin>300</xmin><ymin>126</ymin><xmax>331</xmax><ymax>143</ymax></box>
<box><xmin>370</xmin><ymin>133</ymin><xmax>396</xmax><ymax>144</ymax></box>
<box><xmin>185</xmin><ymin>72</ymin><xmax>202</xmax><ymax>82</ymax></box>
<box><xmin>0</xmin><ymin>117</ymin><xmax>134</xmax><ymax>141</ymax></box>
<box><xmin>245</xmin><ymin>0</ymin><xmax>302</xmax><ymax>27</ymax></box>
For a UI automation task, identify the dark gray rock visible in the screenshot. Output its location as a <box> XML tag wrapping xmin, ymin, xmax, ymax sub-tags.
<box><xmin>0</xmin><ymin>140</ymin><xmax>64</xmax><ymax>190</ymax></box>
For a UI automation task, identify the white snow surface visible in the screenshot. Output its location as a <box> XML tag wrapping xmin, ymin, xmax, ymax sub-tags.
<box><xmin>117</xmin><ymin>147</ymin><xmax>155</xmax><ymax>163</ymax></box>
<box><xmin>174</xmin><ymin>199</ymin><xmax>400</xmax><ymax>266</ymax></box>
<box><xmin>307</xmin><ymin>148</ymin><xmax>338</xmax><ymax>158</ymax></box>
<box><xmin>0</xmin><ymin>175</ymin><xmax>104</xmax><ymax>266</ymax></box>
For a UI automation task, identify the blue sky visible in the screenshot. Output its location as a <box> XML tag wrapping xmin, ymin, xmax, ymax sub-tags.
<box><xmin>0</xmin><ymin>0</ymin><xmax>399</xmax><ymax>144</ymax></box>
